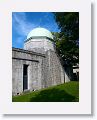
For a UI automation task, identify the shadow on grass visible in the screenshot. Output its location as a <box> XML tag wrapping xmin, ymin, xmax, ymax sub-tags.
<box><xmin>30</xmin><ymin>88</ymin><xmax>78</xmax><ymax>102</ymax></box>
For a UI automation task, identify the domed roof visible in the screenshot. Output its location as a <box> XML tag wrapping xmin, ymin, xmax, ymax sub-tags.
<box><xmin>27</xmin><ymin>27</ymin><xmax>53</xmax><ymax>39</ymax></box>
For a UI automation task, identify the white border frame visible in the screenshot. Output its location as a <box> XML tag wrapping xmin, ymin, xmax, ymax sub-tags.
<box><xmin>0</xmin><ymin>0</ymin><xmax>91</xmax><ymax>114</ymax></box>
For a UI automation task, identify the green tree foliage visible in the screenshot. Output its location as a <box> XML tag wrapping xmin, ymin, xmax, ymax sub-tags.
<box><xmin>53</xmin><ymin>12</ymin><xmax>79</xmax><ymax>66</ymax></box>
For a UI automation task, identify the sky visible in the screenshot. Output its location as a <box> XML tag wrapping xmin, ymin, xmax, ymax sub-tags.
<box><xmin>12</xmin><ymin>12</ymin><xmax>60</xmax><ymax>48</ymax></box>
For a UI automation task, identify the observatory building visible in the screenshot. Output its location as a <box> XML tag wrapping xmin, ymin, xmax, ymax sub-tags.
<box><xmin>12</xmin><ymin>27</ymin><xmax>70</xmax><ymax>96</ymax></box>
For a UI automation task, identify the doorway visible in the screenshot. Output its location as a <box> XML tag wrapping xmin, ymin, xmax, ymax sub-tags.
<box><xmin>23</xmin><ymin>64</ymin><xmax>28</xmax><ymax>91</ymax></box>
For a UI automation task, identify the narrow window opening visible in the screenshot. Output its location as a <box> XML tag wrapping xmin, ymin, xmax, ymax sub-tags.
<box><xmin>23</xmin><ymin>64</ymin><xmax>28</xmax><ymax>91</ymax></box>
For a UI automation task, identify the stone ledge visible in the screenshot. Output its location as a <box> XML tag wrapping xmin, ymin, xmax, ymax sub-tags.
<box><xmin>12</xmin><ymin>47</ymin><xmax>45</xmax><ymax>57</ymax></box>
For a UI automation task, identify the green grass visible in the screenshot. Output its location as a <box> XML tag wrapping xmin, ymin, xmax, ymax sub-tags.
<box><xmin>12</xmin><ymin>81</ymin><xmax>79</xmax><ymax>102</ymax></box>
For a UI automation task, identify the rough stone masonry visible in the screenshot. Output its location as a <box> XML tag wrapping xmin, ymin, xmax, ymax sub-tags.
<box><xmin>12</xmin><ymin>28</ymin><xmax>70</xmax><ymax>96</ymax></box>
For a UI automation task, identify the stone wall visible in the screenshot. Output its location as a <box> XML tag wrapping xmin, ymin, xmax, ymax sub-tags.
<box><xmin>43</xmin><ymin>50</ymin><xmax>65</xmax><ymax>88</ymax></box>
<box><xmin>24</xmin><ymin>37</ymin><xmax>54</xmax><ymax>54</ymax></box>
<box><xmin>12</xmin><ymin>48</ymin><xmax>45</xmax><ymax>95</ymax></box>
<box><xmin>12</xmin><ymin>48</ymin><xmax>68</xmax><ymax>96</ymax></box>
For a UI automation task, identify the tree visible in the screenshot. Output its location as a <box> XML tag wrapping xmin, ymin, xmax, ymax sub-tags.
<box><xmin>53</xmin><ymin>12</ymin><xmax>79</xmax><ymax>67</ymax></box>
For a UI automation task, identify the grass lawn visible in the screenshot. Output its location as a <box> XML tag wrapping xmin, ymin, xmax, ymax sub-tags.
<box><xmin>12</xmin><ymin>81</ymin><xmax>79</xmax><ymax>102</ymax></box>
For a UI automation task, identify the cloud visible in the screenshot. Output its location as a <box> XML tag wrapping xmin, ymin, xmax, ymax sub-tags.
<box><xmin>12</xmin><ymin>12</ymin><xmax>59</xmax><ymax>38</ymax></box>
<box><xmin>12</xmin><ymin>12</ymin><xmax>37</xmax><ymax>37</ymax></box>
<box><xmin>12</xmin><ymin>12</ymin><xmax>60</xmax><ymax>48</ymax></box>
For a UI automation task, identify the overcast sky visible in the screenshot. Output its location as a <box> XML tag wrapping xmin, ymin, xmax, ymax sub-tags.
<box><xmin>12</xmin><ymin>12</ymin><xmax>60</xmax><ymax>48</ymax></box>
